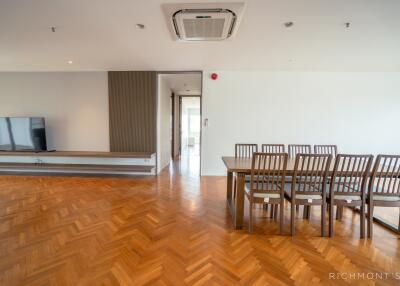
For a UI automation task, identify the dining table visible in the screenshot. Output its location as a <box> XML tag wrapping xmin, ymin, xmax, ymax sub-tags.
<box><xmin>222</xmin><ymin>156</ymin><xmax>339</xmax><ymax>230</ymax></box>
<box><xmin>222</xmin><ymin>156</ymin><xmax>400</xmax><ymax>233</ymax></box>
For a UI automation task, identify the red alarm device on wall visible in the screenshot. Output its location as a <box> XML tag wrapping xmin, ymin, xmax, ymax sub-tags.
<box><xmin>211</xmin><ymin>73</ymin><xmax>218</xmax><ymax>80</ymax></box>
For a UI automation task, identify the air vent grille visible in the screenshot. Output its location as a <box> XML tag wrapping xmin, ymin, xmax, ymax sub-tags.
<box><xmin>183</xmin><ymin>18</ymin><xmax>226</xmax><ymax>38</ymax></box>
<box><xmin>172</xmin><ymin>8</ymin><xmax>236</xmax><ymax>41</ymax></box>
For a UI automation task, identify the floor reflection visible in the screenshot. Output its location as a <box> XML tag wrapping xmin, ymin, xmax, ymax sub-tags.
<box><xmin>172</xmin><ymin>144</ymin><xmax>200</xmax><ymax>178</ymax></box>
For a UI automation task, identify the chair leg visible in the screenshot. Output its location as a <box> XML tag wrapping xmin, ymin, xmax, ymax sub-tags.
<box><xmin>280</xmin><ymin>199</ymin><xmax>284</xmax><ymax>234</ymax></box>
<box><xmin>336</xmin><ymin>206</ymin><xmax>343</xmax><ymax>220</ymax></box>
<box><xmin>249</xmin><ymin>198</ymin><xmax>253</xmax><ymax>233</ymax></box>
<box><xmin>270</xmin><ymin>205</ymin><xmax>275</xmax><ymax>218</ymax></box>
<box><xmin>303</xmin><ymin>206</ymin><xmax>311</xmax><ymax>219</ymax></box>
<box><xmin>321</xmin><ymin>203</ymin><xmax>326</xmax><ymax>237</ymax></box>
<box><xmin>274</xmin><ymin>204</ymin><xmax>278</xmax><ymax>220</ymax></box>
<box><xmin>360</xmin><ymin>203</ymin><xmax>365</xmax><ymax>239</ymax></box>
<box><xmin>291</xmin><ymin>203</ymin><xmax>295</xmax><ymax>236</ymax></box>
<box><xmin>329</xmin><ymin>203</ymin><xmax>334</xmax><ymax>237</ymax></box>
<box><xmin>367</xmin><ymin>203</ymin><xmax>373</xmax><ymax>238</ymax></box>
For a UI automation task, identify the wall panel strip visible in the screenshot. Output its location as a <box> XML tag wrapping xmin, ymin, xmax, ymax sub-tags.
<box><xmin>108</xmin><ymin>71</ymin><xmax>156</xmax><ymax>152</ymax></box>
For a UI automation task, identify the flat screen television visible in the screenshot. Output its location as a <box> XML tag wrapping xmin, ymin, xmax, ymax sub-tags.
<box><xmin>0</xmin><ymin>117</ymin><xmax>47</xmax><ymax>151</ymax></box>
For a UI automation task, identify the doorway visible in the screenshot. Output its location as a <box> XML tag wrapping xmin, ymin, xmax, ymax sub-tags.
<box><xmin>156</xmin><ymin>72</ymin><xmax>202</xmax><ymax>176</ymax></box>
<box><xmin>179</xmin><ymin>96</ymin><xmax>201</xmax><ymax>176</ymax></box>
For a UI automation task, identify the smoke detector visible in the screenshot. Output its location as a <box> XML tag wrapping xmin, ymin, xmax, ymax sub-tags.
<box><xmin>163</xmin><ymin>3</ymin><xmax>245</xmax><ymax>41</ymax></box>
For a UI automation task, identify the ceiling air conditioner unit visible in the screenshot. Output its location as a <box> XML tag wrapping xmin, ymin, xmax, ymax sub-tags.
<box><xmin>163</xmin><ymin>3</ymin><xmax>245</xmax><ymax>41</ymax></box>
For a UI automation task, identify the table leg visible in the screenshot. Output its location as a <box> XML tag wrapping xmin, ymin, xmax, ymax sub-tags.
<box><xmin>226</xmin><ymin>171</ymin><xmax>234</xmax><ymax>216</ymax></box>
<box><xmin>227</xmin><ymin>171</ymin><xmax>233</xmax><ymax>201</ymax></box>
<box><xmin>234</xmin><ymin>172</ymin><xmax>245</xmax><ymax>229</ymax></box>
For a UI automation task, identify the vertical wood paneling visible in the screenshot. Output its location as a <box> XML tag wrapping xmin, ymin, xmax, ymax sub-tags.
<box><xmin>108</xmin><ymin>71</ymin><xmax>156</xmax><ymax>152</ymax></box>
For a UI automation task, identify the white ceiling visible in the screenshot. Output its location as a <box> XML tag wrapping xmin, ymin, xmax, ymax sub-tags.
<box><xmin>0</xmin><ymin>0</ymin><xmax>399</xmax><ymax>71</ymax></box>
<box><xmin>160</xmin><ymin>73</ymin><xmax>202</xmax><ymax>95</ymax></box>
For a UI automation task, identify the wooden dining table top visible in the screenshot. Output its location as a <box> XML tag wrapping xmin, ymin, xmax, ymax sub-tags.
<box><xmin>221</xmin><ymin>156</ymin><xmax>397</xmax><ymax>178</ymax></box>
<box><xmin>222</xmin><ymin>156</ymin><xmax>336</xmax><ymax>174</ymax></box>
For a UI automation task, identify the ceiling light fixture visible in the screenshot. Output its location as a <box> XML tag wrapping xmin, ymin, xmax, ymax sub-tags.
<box><xmin>136</xmin><ymin>23</ymin><xmax>145</xmax><ymax>29</ymax></box>
<box><xmin>67</xmin><ymin>60</ymin><xmax>73</xmax><ymax>64</ymax></box>
<box><xmin>345</xmin><ymin>22</ymin><xmax>351</xmax><ymax>28</ymax></box>
<box><xmin>284</xmin><ymin>22</ymin><xmax>294</xmax><ymax>28</ymax></box>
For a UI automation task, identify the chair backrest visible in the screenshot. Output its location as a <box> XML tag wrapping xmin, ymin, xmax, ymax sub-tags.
<box><xmin>369</xmin><ymin>155</ymin><xmax>400</xmax><ymax>197</ymax></box>
<box><xmin>250</xmin><ymin>153</ymin><xmax>288</xmax><ymax>195</ymax></box>
<box><xmin>291</xmin><ymin>154</ymin><xmax>332</xmax><ymax>196</ymax></box>
<box><xmin>261</xmin><ymin>144</ymin><xmax>286</xmax><ymax>153</ymax></box>
<box><xmin>288</xmin><ymin>144</ymin><xmax>312</xmax><ymax>158</ymax></box>
<box><xmin>314</xmin><ymin>145</ymin><xmax>338</xmax><ymax>156</ymax></box>
<box><xmin>330</xmin><ymin>154</ymin><xmax>373</xmax><ymax>196</ymax></box>
<box><xmin>235</xmin><ymin>143</ymin><xmax>258</xmax><ymax>158</ymax></box>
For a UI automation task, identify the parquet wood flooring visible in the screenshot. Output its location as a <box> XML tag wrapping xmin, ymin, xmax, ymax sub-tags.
<box><xmin>0</xmin><ymin>167</ymin><xmax>399</xmax><ymax>285</ymax></box>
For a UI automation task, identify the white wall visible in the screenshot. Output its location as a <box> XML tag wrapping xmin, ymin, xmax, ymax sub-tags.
<box><xmin>157</xmin><ymin>77</ymin><xmax>172</xmax><ymax>173</ymax></box>
<box><xmin>0</xmin><ymin>72</ymin><xmax>109</xmax><ymax>151</ymax></box>
<box><xmin>201</xmin><ymin>71</ymin><xmax>400</xmax><ymax>175</ymax></box>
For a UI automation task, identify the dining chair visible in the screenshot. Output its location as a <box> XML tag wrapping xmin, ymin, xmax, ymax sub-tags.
<box><xmin>314</xmin><ymin>145</ymin><xmax>338</xmax><ymax>156</ymax></box>
<box><xmin>235</xmin><ymin>143</ymin><xmax>258</xmax><ymax>158</ymax></box>
<box><xmin>314</xmin><ymin>145</ymin><xmax>342</xmax><ymax>218</ymax></box>
<box><xmin>245</xmin><ymin>152</ymin><xmax>288</xmax><ymax>234</ymax></box>
<box><xmin>261</xmin><ymin>144</ymin><xmax>286</xmax><ymax>216</ymax></box>
<box><xmin>367</xmin><ymin>155</ymin><xmax>400</xmax><ymax>238</ymax></box>
<box><xmin>284</xmin><ymin>154</ymin><xmax>332</xmax><ymax>236</ymax></box>
<box><xmin>288</xmin><ymin>144</ymin><xmax>312</xmax><ymax>213</ymax></box>
<box><xmin>288</xmin><ymin>144</ymin><xmax>312</xmax><ymax>159</ymax></box>
<box><xmin>261</xmin><ymin>144</ymin><xmax>286</xmax><ymax>153</ymax></box>
<box><xmin>233</xmin><ymin>144</ymin><xmax>258</xmax><ymax>203</ymax></box>
<box><xmin>328</xmin><ymin>154</ymin><xmax>373</xmax><ymax>238</ymax></box>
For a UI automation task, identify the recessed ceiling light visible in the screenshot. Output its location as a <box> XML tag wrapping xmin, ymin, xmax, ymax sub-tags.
<box><xmin>67</xmin><ymin>60</ymin><xmax>73</xmax><ymax>64</ymax></box>
<box><xmin>284</xmin><ymin>22</ymin><xmax>294</xmax><ymax>28</ymax></box>
<box><xmin>136</xmin><ymin>23</ymin><xmax>145</xmax><ymax>29</ymax></box>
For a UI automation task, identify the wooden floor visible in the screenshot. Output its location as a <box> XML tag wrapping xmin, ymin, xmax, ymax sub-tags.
<box><xmin>0</xmin><ymin>165</ymin><xmax>399</xmax><ymax>286</ymax></box>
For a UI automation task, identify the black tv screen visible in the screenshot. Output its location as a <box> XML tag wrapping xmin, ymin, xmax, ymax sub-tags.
<box><xmin>0</xmin><ymin>117</ymin><xmax>47</xmax><ymax>151</ymax></box>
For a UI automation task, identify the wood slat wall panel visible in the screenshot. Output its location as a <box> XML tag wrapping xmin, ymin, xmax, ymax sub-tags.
<box><xmin>108</xmin><ymin>71</ymin><xmax>156</xmax><ymax>152</ymax></box>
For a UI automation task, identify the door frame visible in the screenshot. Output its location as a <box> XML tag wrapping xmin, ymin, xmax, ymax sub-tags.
<box><xmin>156</xmin><ymin>71</ymin><xmax>203</xmax><ymax>176</ymax></box>
<box><xmin>171</xmin><ymin>92</ymin><xmax>175</xmax><ymax>158</ymax></box>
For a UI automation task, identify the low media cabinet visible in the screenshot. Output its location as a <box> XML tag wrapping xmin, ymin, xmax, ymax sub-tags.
<box><xmin>0</xmin><ymin>151</ymin><xmax>156</xmax><ymax>176</ymax></box>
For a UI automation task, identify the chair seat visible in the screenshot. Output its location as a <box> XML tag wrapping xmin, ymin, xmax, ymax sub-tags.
<box><xmin>239</xmin><ymin>175</ymin><xmax>268</xmax><ymax>182</ymax></box>
<box><xmin>245</xmin><ymin>175</ymin><xmax>285</xmax><ymax>183</ymax></box>
<box><xmin>284</xmin><ymin>184</ymin><xmax>322</xmax><ymax>200</ymax></box>
<box><xmin>284</xmin><ymin>176</ymin><xmax>293</xmax><ymax>183</ymax></box>
<box><xmin>329</xmin><ymin>195</ymin><xmax>361</xmax><ymax>201</ymax></box>
<box><xmin>244</xmin><ymin>175</ymin><xmax>252</xmax><ymax>181</ymax></box>
<box><xmin>245</xmin><ymin>183</ymin><xmax>280</xmax><ymax>198</ymax></box>
<box><xmin>371</xmin><ymin>195</ymin><xmax>400</xmax><ymax>202</ymax></box>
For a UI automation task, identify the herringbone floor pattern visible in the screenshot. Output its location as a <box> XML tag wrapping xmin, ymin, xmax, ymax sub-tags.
<box><xmin>0</xmin><ymin>166</ymin><xmax>399</xmax><ymax>285</ymax></box>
